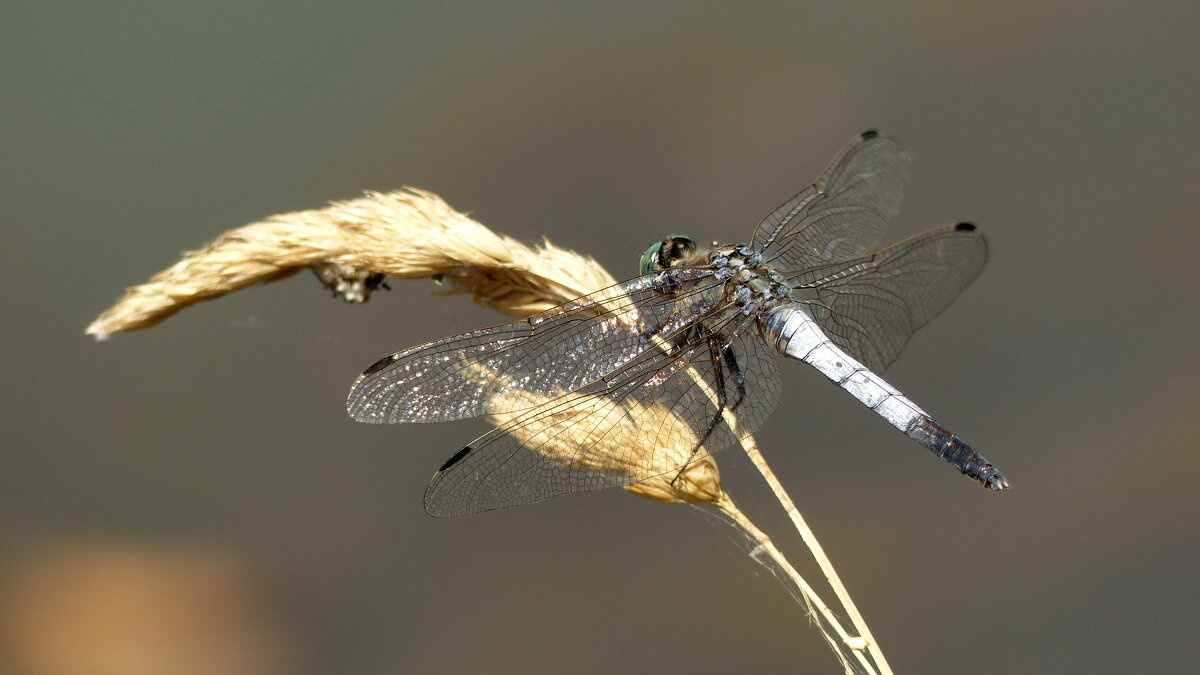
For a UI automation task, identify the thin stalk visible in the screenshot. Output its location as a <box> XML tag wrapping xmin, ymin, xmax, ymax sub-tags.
<box><xmin>625</xmin><ymin>311</ymin><xmax>892</xmax><ymax>672</ymax></box>
<box><xmin>739</xmin><ymin>434</ymin><xmax>893</xmax><ymax>675</ymax></box>
<box><xmin>87</xmin><ymin>188</ymin><xmax>895</xmax><ymax>672</ymax></box>
<box><xmin>713</xmin><ymin>493</ymin><xmax>877</xmax><ymax>675</ymax></box>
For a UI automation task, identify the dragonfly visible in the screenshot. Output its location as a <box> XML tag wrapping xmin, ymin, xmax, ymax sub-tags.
<box><xmin>347</xmin><ymin>130</ymin><xmax>1008</xmax><ymax>517</ymax></box>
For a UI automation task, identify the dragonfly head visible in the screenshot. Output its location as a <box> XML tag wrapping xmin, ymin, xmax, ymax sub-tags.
<box><xmin>640</xmin><ymin>235</ymin><xmax>697</xmax><ymax>275</ymax></box>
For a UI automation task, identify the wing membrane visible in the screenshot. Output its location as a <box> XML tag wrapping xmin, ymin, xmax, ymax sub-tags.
<box><xmin>787</xmin><ymin>223</ymin><xmax>987</xmax><ymax>372</ymax></box>
<box><xmin>751</xmin><ymin>131</ymin><xmax>908</xmax><ymax>272</ymax></box>
<box><xmin>422</xmin><ymin>316</ymin><xmax>782</xmax><ymax>516</ymax></box>
<box><xmin>347</xmin><ymin>270</ymin><xmax>721</xmax><ymax>424</ymax></box>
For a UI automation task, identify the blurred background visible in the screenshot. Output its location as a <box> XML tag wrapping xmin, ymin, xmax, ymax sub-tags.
<box><xmin>3</xmin><ymin>2</ymin><xmax>1198</xmax><ymax>673</ymax></box>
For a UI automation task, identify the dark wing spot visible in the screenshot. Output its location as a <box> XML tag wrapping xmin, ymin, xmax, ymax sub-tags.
<box><xmin>438</xmin><ymin>446</ymin><xmax>473</xmax><ymax>472</ymax></box>
<box><xmin>955</xmin><ymin>222</ymin><xmax>977</xmax><ymax>232</ymax></box>
<box><xmin>861</xmin><ymin>129</ymin><xmax>879</xmax><ymax>139</ymax></box>
<box><xmin>361</xmin><ymin>353</ymin><xmax>398</xmax><ymax>376</ymax></box>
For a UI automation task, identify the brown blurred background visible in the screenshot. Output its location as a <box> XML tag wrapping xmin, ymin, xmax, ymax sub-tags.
<box><xmin>3</xmin><ymin>2</ymin><xmax>1198</xmax><ymax>673</ymax></box>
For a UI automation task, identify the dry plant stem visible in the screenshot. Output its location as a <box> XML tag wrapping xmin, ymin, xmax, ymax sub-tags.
<box><xmin>87</xmin><ymin>189</ymin><xmax>617</xmax><ymax>338</ymax></box>
<box><xmin>629</xmin><ymin>321</ymin><xmax>892</xmax><ymax>671</ymax></box>
<box><xmin>714</xmin><ymin>494</ymin><xmax>877</xmax><ymax>675</ymax></box>
<box><xmin>90</xmin><ymin>188</ymin><xmax>890</xmax><ymax>672</ymax></box>
<box><xmin>739</xmin><ymin>434</ymin><xmax>894</xmax><ymax>675</ymax></box>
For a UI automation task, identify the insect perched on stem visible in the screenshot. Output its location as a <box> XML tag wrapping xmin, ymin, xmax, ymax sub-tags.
<box><xmin>348</xmin><ymin>130</ymin><xmax>1007</xmax><ymax>517</ymax></box>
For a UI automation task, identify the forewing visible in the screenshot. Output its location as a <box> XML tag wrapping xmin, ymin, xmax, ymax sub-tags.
<box><xmin>422</xmin><ymin>317</ymin><xmax>782</xmax><ymax>516</ymax></box>
<box><xmin>347</xmin><ymin>271</ymin><xmax>721</xmax><ymax>424</ymax></box>
<box><xmin>787</xmin><ymin>223</ymin><xmax>987</xmax><ymax>372</ymax></box>
<box><xmin>751</xmin><ymin>131</ymin><xmax>909</xmax><ymax>272</ymax></box>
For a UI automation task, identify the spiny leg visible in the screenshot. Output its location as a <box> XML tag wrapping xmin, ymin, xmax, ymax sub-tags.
<box><xmin>721</xmin><ymin>343</ymin><xmax>747</xmax><ymax>413</ymax></box>
<box><xmin>638</xmin><ymin>305</ymin><xmax>681</xmax><ymax>345</ymax></box>
<box><xmin>670</xmin><ymin>331</ymin><xmax>730</xmax><ymax>486</ymax></box>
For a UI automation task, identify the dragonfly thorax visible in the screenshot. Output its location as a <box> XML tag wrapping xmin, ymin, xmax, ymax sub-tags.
<box><xmin>707</xmin><ymin>244</ymin><xmax>793</xmax><ymax>316</ymax></box>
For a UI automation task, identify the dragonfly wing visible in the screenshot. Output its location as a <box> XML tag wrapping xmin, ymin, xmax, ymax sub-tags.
<box><xmin>347</xmin><ymin>272</ymin><xmax>718</xmax><ymax>424</ymax></box>
<box><xmin>422</xmin><ymin>317</ymin><xmax>782</xmax><ymax>516</ymax></box>
<box><xmin>788</xmin><ymin>222</ymin><xmax>988</xmax><ymax>373</ymax></box>
<box><xmin>751</xmin><ymin>130</ymin><xmax>908</xmax><ymax>272</ymax></box>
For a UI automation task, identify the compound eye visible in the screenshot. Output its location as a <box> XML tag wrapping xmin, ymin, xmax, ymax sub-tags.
<box><xmin>639</xmin><ymin>241</ymin><xmax>666</xmax><ymax>276</ymax></box>
<box><xmin>640</xmin><ymin>235</ymin><xmax>697</xmax><ymax>274</ymax></box>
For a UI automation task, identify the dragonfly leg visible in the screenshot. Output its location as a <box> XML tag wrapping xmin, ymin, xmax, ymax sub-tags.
<box><xmin>670</xmin><ymin>333</ymin><xmax>730</xmax><ymax>486</ymax></box>
<box><xmin>638</xmin><ymin>306</ymin><xmax>681</xmax><ymax>346</ymax></box>
<box><xmin>722</xmin><ymin>343</ymin><xmax>747</xmax><ymax>413</ymax></box>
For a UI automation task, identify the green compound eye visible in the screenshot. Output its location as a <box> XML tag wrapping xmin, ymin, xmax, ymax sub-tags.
<box><xmin>639</xmin><ymin>241</ymin><xmax>665</xmax><ymax>276</ymax></box>
<box><xmin>640</xmin><ymin>235</ymin><xmax>696</xmax><ymax>275</ymax></box>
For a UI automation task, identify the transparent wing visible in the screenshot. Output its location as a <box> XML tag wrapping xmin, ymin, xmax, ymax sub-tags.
<box><xmin>787</xmin><ymin>223</ymin><xmax>988</xmax><ymax>373</ymax></box>
<box><xmin>422</xmin><ymin>315</ymin><xmax>782</xmax><ymax>516</ymax></box>
<box><xmin>750</xmin><ymin>130</ymin><xmax>909</xmax><ymax>273</ymax></box>
<box><xmin>347</xmin><ymin>270</ymin><xmax>720</xmax><ymax>424</ymax></box>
